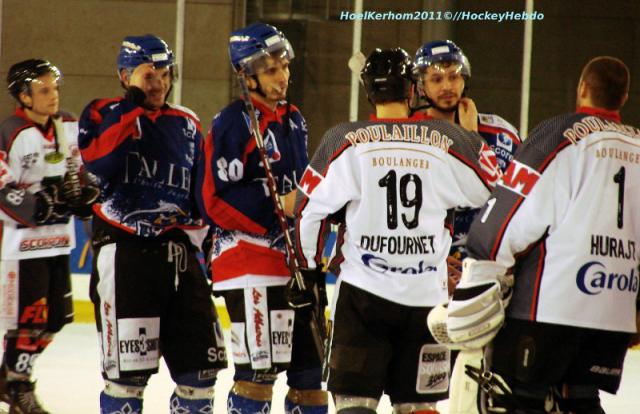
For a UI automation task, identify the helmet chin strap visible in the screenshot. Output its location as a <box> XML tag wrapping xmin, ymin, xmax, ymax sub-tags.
<box><xmin>251</xmin><ymin>75</ymin><xmax>268</xmax><ymax>98</ymax></box>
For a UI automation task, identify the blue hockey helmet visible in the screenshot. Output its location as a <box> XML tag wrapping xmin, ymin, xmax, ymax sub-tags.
<box><xmin>413</xmin><ymin>40</ymin><xmax>471</xmax><ymax>79</ymax></box>
<box><xmin>361</xmin><ymin>48</ymin><xmax>414</xmax><ymax>105</ymax></box>
<box><xmin>228</xmin><ymin>23</ymin><xmax>294</xmax><ymax>75</ymax></box>
<box><xmin>117</xmin><ymin>34</ymin><xmax>175</xmax><ymax>72</ymax></box>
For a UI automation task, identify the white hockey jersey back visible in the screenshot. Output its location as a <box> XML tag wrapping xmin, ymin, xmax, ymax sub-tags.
<box><xmin>295</xmin><ymin>118</ymin><xmax>499</xmax><ymax>307</ymax></box>
<box><xmin>467</xmin><ymin>109</ymin><xmax>640</xmax><ymax>333</ymax></box>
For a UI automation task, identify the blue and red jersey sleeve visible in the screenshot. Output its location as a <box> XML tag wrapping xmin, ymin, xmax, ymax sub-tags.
<box><xmin>198</xmin><ymin>105</ymin><xmax>274</xmax><ymax>235</ymax></box>
<box><xmin>78</xmin><ymin>97</ymin><xmax>144</xmax><ymax>180</ymax></box>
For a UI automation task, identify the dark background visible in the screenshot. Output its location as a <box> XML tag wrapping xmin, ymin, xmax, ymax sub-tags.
<box><xmin>1</xmin><ymin>0</ymin><xmax>638</xmax><ymax>151</ymax></box>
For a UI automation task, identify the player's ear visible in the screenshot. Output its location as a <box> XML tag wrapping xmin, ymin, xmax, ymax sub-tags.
<box><xmin>119</xmin><ymin>69</ymin><xmax>130</xmax><ymax>87</ymax></box>
<box><xmin>246</xmin><ymin>77</ymin><xmax>256</xmax><ymax>90</ymax></box>
<box><xmin>18</xmin><ymin>91</ymin><xmax>32</xmax><ymax>108</ymax></box>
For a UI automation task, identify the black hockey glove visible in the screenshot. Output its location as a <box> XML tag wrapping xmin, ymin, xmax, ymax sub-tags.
<box><xmin>36</xmin><ymin>183</ymin><xmax>69</xmax><ymax>223</ymax></box>
<box><xmin>33</xmin><ymin>187</ymin><xmax>54</xmax><ymax>224</ymax></box>
<box><xmin>285</xmin><ymin>268</ymin><xmax>327</xmax><ymax>310</ymax></box>
<box><xmin>60</xmin><ymin>171</ymin><xmax>100</xmax><ymax>220</ymax></box>
<box><xmin>125</xmin><ymin>86</ymin><xmax>147</xmax><ymax>107</ymax></box>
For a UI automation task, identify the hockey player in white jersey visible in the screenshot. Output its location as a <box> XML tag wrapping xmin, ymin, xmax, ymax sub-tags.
<box><xmin>0</xmin><ymin>59</ymin><xmax>99</xmax><ymax>414</ymax></box>
<box><xmin>443</xmin><ymin>57</ymin><xmax>638</xmax><ymax>413</ymax></box>
<box><xmin>294</xmin><ymin>48</ymin><xmax>501</xmax><ymax>414</ymax></box>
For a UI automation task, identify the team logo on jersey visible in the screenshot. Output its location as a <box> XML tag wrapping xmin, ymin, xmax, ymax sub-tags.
<box><xmin>496</xmin><ymin>132</ymin><xmax>513</xmax><ymax>151</ymax></box>
<box><xmin>478</xmin><ymin>142</ymin><xmax>502</xmax><ymax>186</ymax></box>
<box><xmin>264</xmin><ymin>129</ymin><xmax>281</xmax><ymax>162</ymax></box>
<box><xmin>361</xmin><ymin>253</ymin><xmax>437</xmax><ymax>275</ymax></box>
<box><xmin>498</xmin><ymin>160</ymin><xmax>540</xmax><ymax>197</ymax></box>
<box><xmin>576</xmin><ymin>261</ymin><xmax>639</xmax><ymax>295</ymax></box>
<box><xmin>298</xmin><ymin>166</ymin><xmax>323</xmax><ymax>196</ymax></box>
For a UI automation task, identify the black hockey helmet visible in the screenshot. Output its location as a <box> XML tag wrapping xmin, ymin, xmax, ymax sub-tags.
<box><xmin>361</xmin><ymin>48</ymin><xmax>414</xmax><ymax>105</ymax></box>
<box><xmin>7</xmin><ymin>59</ymin><xmax>61</xmax><ymax>102</ymax></box>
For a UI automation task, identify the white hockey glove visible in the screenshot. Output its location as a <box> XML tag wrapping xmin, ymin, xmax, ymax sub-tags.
<box><xmin>445</xmin><ymin>258</ymin><xmax>512</xmax><ymax>350</ymax></box>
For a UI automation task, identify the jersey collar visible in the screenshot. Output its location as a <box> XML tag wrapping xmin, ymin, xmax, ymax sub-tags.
<box><xmin>368</xmin><ymin>112</ymin><xmax>429</xmax><ymax>122</ymax></box>
<box><xmin>14</xmin><ymin>107</ymin><xmax>55</xmax><ymax>141</ymax></box>
<box><xmin>251</xmin><ymin>96</ymin><xmax>287</xmax><ymax>125</ymax></box>
<box><xmin>576</xmin><ymin>106</ymin><xmax>621</xmax><ymax>123</ymax></box>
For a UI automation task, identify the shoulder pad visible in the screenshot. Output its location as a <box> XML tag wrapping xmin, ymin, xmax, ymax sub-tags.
<box><xmin>167</xmin><ymin>103</ymin><xmax>200</xmax><ymax>122</ymax></box>
<box><xmin>478</xmin><ymin>113</ymin><xmax>519</xmax><ymax>136</ymax></box>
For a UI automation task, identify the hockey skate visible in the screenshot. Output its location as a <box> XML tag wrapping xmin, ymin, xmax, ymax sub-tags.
<box><xmin>6</xmin><ymin>381</ymin><xmax>49</xmax><ymax>414</ymax></box>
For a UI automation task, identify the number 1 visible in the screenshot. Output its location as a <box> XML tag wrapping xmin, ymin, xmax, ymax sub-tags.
<box><xmin>613</xmin><ymin>166</ymin><xmax>625</xmax><ymax>229</ymax></box>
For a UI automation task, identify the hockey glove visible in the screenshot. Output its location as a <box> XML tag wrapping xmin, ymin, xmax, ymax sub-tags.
<box><xmin>33</xmin><ymin>187</ymin><xmax>54</xmax><ymax>224</ymax></box>
<box><xmin>446</xmin><ymin>259</ymin><xmax>511</xmax><ymax>350</ymax></box>
<box><xmin>285</xmin><ymin>268</ymin><xmax>327</xmax><ymax>310</ymax></box>
<box><xmin>37</xmin><ymin>183</ymin><xmax>70</xmax><ymax>223</ymax></box>
<box><xmin>61</xmin><ymin>171</ymin><xmax>100</xmax><ymax>220</ymax></box>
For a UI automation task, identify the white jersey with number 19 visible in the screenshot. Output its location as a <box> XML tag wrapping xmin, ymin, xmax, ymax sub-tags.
<box><xmin>295</xmin><ymin>118</ymin><xmax>499</xmax><ymax>307</ymax></box>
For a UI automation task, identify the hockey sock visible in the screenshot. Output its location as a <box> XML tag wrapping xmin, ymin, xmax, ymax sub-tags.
<box><xmin>284</xmin><ymin>388</ymin><xmax>328</xmax><ymax>414</ymax></box>
<box><xmin>2</xmin><ymin>329</ymin><xmax>47</xmax><ymax>380</ymax></box>
<box><xmin>100</xmin><ymin>379</ymin><xmax>145</xmax><ymax>414</ymax></box>
<box><xmin>170</xmin><ymin>371</ymin><xmax>216</xmax><ymax>413</ymax></box>
<box><xmin>227</xmin><ymin>380</ymin><xmax>273</xmax><ymax>414</ymax></box>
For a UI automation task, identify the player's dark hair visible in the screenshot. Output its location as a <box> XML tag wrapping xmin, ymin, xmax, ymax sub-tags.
<box><xmin>580</xmin><ymin>56</ymin><xmax>629</xmax><ymax>110</ymax></box>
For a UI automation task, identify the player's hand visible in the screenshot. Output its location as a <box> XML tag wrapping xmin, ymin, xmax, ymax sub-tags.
<box><xmin>128</xmin><ymin>63</ymin><xmax>157</xmax><ymax>90</ymax></box>
<box><xmin>286</xmin><ymin>268</ymin><xmax>327</xmax><ymax>309</ymax></box>
<box><xmin>458</xmin><ymin>98</ymin><xmax>479</xmax><ymax>132</ymax></box>
<box><xmin>280</xmin><ymin>190</ymin><xmax>298</xmax><ymax>218</ymax></box>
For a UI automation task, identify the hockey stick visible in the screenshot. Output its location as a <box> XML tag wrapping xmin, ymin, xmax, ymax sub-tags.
<box><xmin>52</xmin><ymin>115</ymin><xmax>82</xmax><ymax>199</ymax></box>
<box><xmin>236</xmin><ymin>75</ymin><xmax>326</xmax><ymax>361</ymax></box>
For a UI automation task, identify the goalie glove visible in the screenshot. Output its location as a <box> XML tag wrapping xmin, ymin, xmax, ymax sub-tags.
<box><xmin>445</xmin><ymin>258</ymin><xmax>512</xmax><ymax>349</ymax></box>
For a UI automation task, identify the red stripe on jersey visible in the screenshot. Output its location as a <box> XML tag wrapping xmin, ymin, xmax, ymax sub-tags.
<box><xmin>294</xmin><ymin>193</ymin><xmax>311</xmax><ymax>268</ymax></box>
<box><xmin>80</xmin><ymin>107</ymin><xmax>145</xmax><ymax>162</ymax></box>
<box><xmin>0</xmin><ymin>203</ymin><xmax>32</xmax><ymax>227</ymax></box>
<box><xmin>332</xmin><ymin>226</ymin><xmax>346</xmax><ymax>275</ymax></box>
<box><xmin>5</xmin><ymin>124</ymin><xmax>31</xmax><ymax>155</ymax></box>
<box><xmin>489</xmin><ymin>139</ymin><xmax>572</xmax><ymax>259</ymax></box>
<box><xmin>212</xmin><ymin>240</ymin><xmax>290</xmax><ymax>282</ymax></box>
<box><xmin>89</xmin><ymin>98</ymin><xmax>121</xmax><ymax>125</ymax></box>
<box><xmin>576</xmin><ymin>106</ymin><xmax>621</xmax><ymax>123</ymax></box>
<box><xmin>296</xmin><ymin>140</ymin><xmax>352</xmax><ymax>267</ymax></box>
<box><xmin>163</xmin><ymin>108</ymin><xmax>201</xmax><ymax>128</ymax></box>
<box><xmin>529</xmin><ymin>241</ymin><xmax>547</xmax><ymax>320</ymax></box>
<box><xmin>314</xmin><ymin>219</ymin><xmax>328</xmax><ymax>268</ymax></box>
<box><xmin>93</xmin><ymin>204</ymin><xmax>136</xmax><ymax>234</ymax></box>
<box><xmin>489</xmin><ymin>198</ymin><xmax>525</xmax><ymax>260</ymax></box>
<box><xmin>201</xmin><ymin>130</ymin><xmax>266</xmax><ymax>235</ymax></box>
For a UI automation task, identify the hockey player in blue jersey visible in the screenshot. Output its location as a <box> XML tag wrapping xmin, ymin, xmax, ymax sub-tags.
<box><xmin>197</xmin><ymin>23</ymin><xmax>327</xmax><ymax>414</ymax></box>
<box><xmin>78</xmin><ymin>34</ymin><xmax>227</xmax><ymax>414</ymax></box>
<box><xmin>413</xmin><ymin>40</ymin><xmax>521</xmax><ymax>292</ymax></box>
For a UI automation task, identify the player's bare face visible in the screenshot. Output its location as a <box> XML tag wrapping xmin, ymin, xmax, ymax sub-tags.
<box><xmin>128</xmin><ymin>64</ymin><xmax>172</xmax><ymax>110</ymax></box>
<box><xmin>24</xmin><ymin>72</ymin><xmax>60</xmax><ymax>117</ymax></box>
<box><xmin>423</xmin><ymin>63</ymin><xmax>465</xmax><ymax>112</ymax></box>
<box><xmin>256</xmin><ymin>57</ymin><xmax>290</xmax><ymax>103</ymax></box>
